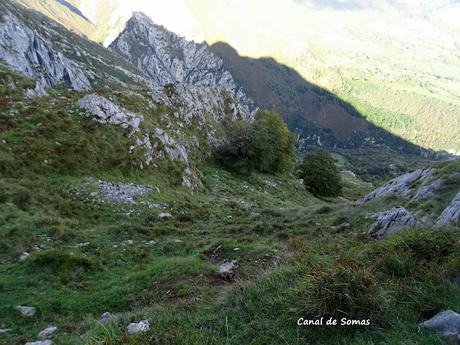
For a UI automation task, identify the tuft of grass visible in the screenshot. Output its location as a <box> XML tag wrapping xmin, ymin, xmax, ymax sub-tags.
<box><xmin>30</xmin><ymin>249</ymin><xmax>95</xmax><ymax>271</ymax></box>
<box><xmin>300</xmin><ymin>262</ymin><xmax>387</xmax><ymax>320</ymax></box>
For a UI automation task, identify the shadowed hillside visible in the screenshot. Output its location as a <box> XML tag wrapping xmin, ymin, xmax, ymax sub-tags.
<box><xmin>210</xmin><ymin>42</ymin><xmax>431</xmax><ymax>155</ymax></box>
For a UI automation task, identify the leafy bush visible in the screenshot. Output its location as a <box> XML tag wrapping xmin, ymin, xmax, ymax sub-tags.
<box><xmin>299</xmin><ymin>149</ymin><xmax>342</xmax><ymax>197</ymax></box>
<box><xmin>215</xmin><ymin>110</ymin><xmax>295</xmax><ymax>174</ymax></box>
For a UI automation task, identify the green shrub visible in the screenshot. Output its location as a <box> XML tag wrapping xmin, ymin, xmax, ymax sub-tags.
<box><xmin>215</xmin><ymin>110</ymin><xmax>296</xmax><ymax>174</ymax></box>
<box><xmin>299</xmin><ymin>149</ymin><xmax>342</xmax><ymax>197</ymax></box>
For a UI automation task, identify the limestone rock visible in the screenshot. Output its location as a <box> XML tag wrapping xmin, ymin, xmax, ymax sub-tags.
<box><xmin>356</xmin><ymin>168</ymin><xmax>433</xmax><ymax>204</ymax></box>
<box><xmin>15</xmin><ymin>306</ymin><xmax>36</xmax><ymax>317</ymax></box>
<box><xmin>158</xmin><ymin>212</ymin><xmax>172</xmax><ymax>220</ymax></box>
<box><xmin>109</xmin><ymin>12</ymin><xmax>257</xmax><ymax>122</ymax></box>
<box><xmin>413</xmin><ymin>179</ymin><xmax>442</xmax><ymax>201</ymax></box>
<box><xmin>99</xmin><ymin>312</ymin><xmax>116</xmax><ymax>324</ymax></box>
<box><xmin>92</xmin><ymin>180</ymin><xmax>151</xmax><ymax>205</ymax></box>
<box><xmin>127</xmin><ymin>320</ymin><xmax>149</xmax><ymax>334</ymax></box>
<box><xmin>38</xmin><ymin>326</ymin><xmax>57</xmax><ymax>339</ymax></box>
<box><xmin>19</xmin><ymin>252</ymin><xmax>29</xmax><ymax>261</ymax></box>
<box><xmin>0</xmin><ymin>12</ymin><xmax>90</xmax><ymax>94</ymax></box>
<box><xmin>437</xmin><ymin>191</ymin><xmax>460</xmax><ymax>226</ymax></box>
<box><xmin>77</xmin><ymin>95</ymin><xmax>143</xmax><ymax>133</ymax></box>
<box><xmin>153</xmin><ymin>128</ymin><xmax>188</xmax><ymax>163</ymax></box>
<box><xmin>420</xmin><ymin>310</ymin><xmax>460</xmax><ymax>343</ymax></box>
<box><xmin>368</xmin><ymin>207</ymin><xmax>421</xmax><ymax>238</ymax></box>
<box><xmin>219</xmin><ymin>260</ymin><xmax>239</xmax><ymax>280</ymax></box>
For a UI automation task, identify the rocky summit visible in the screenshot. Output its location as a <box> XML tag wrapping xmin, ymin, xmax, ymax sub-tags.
<box><xmin>0</xmin><ymin>1</ymin><xmax>459</xmax><ymax>345</ymax></box>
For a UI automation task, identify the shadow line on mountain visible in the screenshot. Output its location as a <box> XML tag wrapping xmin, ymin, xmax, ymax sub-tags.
<box><xmin>209</xmin><ymin>41</ymin><xmax>431</xmax><ymax>158</ymax></box>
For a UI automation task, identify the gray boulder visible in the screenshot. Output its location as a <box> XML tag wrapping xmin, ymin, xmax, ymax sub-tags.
<box><xmin>99</xmin><ymin>312</ymin><xmax>116</xmax><ymax>324</ymax></box>
<box><xmin>437</xmin><ymin>191</ymin><xmax>460</xmax><ymax>226</ymax></box>
<box><xmin>15</xmin><ymin>306</ymin><xmax>36</xmax><ymax>317</ymax></box>
<box><xmin>368</xmin><ymin>207</ymin><xmax>421</xmax><ymax>238</ymax></box>
<box><xmin>158</xmin><ymin>212</ymin><xmax>172</xmax><ymax>220</ymax></box>
<box><xmin>127</xmin><ymin>320</ymin><xmax>149</xmax><ymax>334</ymax></box>
<box><xmin>420</xmin><ymin>310</ymin><xmax>460</xmax><ymax>343</ymax></box>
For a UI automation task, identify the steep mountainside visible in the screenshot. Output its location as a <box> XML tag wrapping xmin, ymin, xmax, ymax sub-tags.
<box><xmin>0</xmin><ymin>0</ymin><xmax>256</xmax><ymax>186</ymax></box>
<box><xmin>0</xmin><ymin>1</ymin><xmax>459</xmax><ymax>344</ymax></box>
<box><xmin>12</xmin><ymin>0</ymin><xmax>460</xmax><ymax>156</ymax></box>
<box><xmin>109</xmin><ymin>13</ymin><xmax>257</xmax><ymax>121</ymax></box>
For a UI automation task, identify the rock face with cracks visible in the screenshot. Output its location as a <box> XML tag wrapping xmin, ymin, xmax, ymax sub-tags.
<box><xmin>356</xmin><ymin>168</ymin><xmax>433</xmax><ymax>204</ymax></box>
<box><xmin>368</xmin><ymin>207</ymin><xmax>422</xmax><ymax>238</ymax></box>
<box><xmin>437</xmin><ymin>191</ymin><xmax>460</xmax><ymax>226</ymax></box>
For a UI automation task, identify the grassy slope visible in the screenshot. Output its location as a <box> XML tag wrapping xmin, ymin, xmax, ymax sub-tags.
<box><xmin>1</xmin><ymin>68</ymin><xmax>459</xmax><ymax>345</ymax></box>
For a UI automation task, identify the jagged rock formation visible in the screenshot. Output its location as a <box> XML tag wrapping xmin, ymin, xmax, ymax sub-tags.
<box><xmin>0</xmin><ymin>10</ymin><xmax>90</xmax><ymax>96</ymax></box>
<box><xmin>0</xmin><ymin>0</ymin><xmax>152</xmax><ymax>93</ymax></box>
<box><xmin>420</xmin><ymin>310</ymin><xmax>460</xmax><ymax>344</ymax></box>
<box><xmin>356</xmin><ymin>168</ymin><xmax>433</xmax><ymax>204</ymax></box>
<box><xmin>368</xmin><ymin>207</ymin><xmax>422</xmax><ymax>238</ymax></box>
<box><xmin>437</xmin><ymin>191</ymin><xmax>460</xmax><ymax>226</ymax></box>
<box><xmin>109</xmin><ymin>12</ymin><xmax>257</xmax><ymax>122</ymax></box>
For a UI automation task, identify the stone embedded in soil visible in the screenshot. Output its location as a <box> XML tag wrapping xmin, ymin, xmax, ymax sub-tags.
<box><xmin>100</xmin><ymin>312</ymin><xmax>116</xmax><ymax>324</ymax></box>
<box><xmin>127</xmin><ymin>320</ymin><xmax>150</xmax><ymax>334</ymax></box>
<box><xmin>38</xmin><ymin>326</ymin><xmax>57</xmax><ymax>339</ymax></box>
<box><xmin>219</xmin><ymin>260</ymin><xmax>239</xmax><ymax>280</ymax></box>
<box><xmin>15</xmin><ymin>306</ymin><xmax>36</xmax><ymax>317</ymax></box>
<box><xmin>420</xmin><ymin>310</ymin><xmax>460</xmax><ymax>343</ymax></box>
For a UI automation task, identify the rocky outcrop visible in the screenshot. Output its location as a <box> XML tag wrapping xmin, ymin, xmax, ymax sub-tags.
<box><xmin>0</xmin><ymin>11</ymin><xmax>90</xmax><ymax>95</ymax></box>
<box><xmin>109</xmin><ymin>12</ymin><xmax>257</xmax><ymax>122</ymax></box>
<box><xmin>437</xmin><ymin>191</ymin><xmax>460</xmax><ymax>226</ymax></box>
<box><xmin>356</xmin><ymin>168</ymin><xmax>433</xmax><ymax>204</ymax></box>
<box><xmin>152</xmin><ymin>127</ymin><xmax>188</xmax><ymax>163</ymax></box>
<box><xmin>368</xmin><ymin>207</ymin><xmax>421</xmax><ymax>238</ymax></box>
<box><xmin>413</xmin><ymin>178</ymin><xmax>442</xmax><ymax>201</ymax></box>
<box><xmin>77</xmin><ymin>94</ymin><xmax>143</xmax><ymax>133</ymax></box>
<box><xmin>420</xmin><ymin>310</ymin><xmax>460</xmax><ymax>344</ymax></box>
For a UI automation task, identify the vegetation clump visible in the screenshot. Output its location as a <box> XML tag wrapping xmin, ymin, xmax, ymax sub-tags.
<box><xmin>299</xmin><ymin>149</ymin><xmax>342</xmax><ymax>197</ymax></box>
<box><xmin>215</xmin><ymin>110</ymin><xmax>295</xmax><ymax>174</ymax></box>
<box><xmin>301</xmin><ymin>262</ymin><xmax>386</xmax><ymax>320</ymax></box>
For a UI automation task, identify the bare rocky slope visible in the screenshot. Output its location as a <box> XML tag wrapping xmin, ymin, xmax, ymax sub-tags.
<box><xmin>0</xmin><ymin>0</ymin><xmax>258</xmax><ymax>186</ymax></box>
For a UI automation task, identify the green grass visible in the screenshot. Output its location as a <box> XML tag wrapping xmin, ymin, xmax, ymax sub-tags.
<box><xmin>1</xmin><ymin>63</ymin><xmax>459</xmax><ymax>345</ymax></box>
